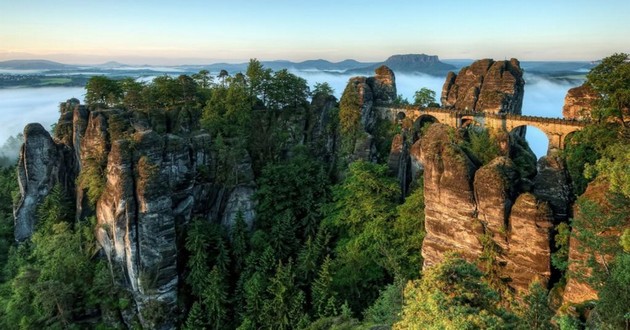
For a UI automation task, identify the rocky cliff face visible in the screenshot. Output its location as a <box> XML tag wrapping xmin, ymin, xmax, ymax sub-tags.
<box><xmin>417</xmin><ymin>124</ymin><xmax>554</xmax><ymax>292</ymax></box>
<box><xmin>562</xmin><ymin>84</ymin><xmax>599</xmax><ymax>120</ymax></box>
<box><xmin>562</xmin><ymin>179</ymin><xmax>617</xmax><ymax>305</ymax></box>
<box><xmin>14</xmin><ymin>123</ymin><xmax>75</xmax><ymax>241</ymax></box>
<box><xmin>14</xmin><ymin>99</ymin><xmax>260</xmax><ymax>328</ymax></box>
<box><xmin>441</xmin><ymin>58</ymin><xmax>524</xmax><ymax>114</ymax></box>
<box><xmin>420</xmin><ymin>124</ymin><xmax>483</xmax><ymax>267</ymax></box>
<box><xmin>340</xmin><ymin>65</ymin><xmax>397</xmax><ymax>162</ymax></box>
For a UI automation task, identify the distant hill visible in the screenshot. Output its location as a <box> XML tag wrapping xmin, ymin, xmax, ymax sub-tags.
<box><xmin>0</xmin><ymin>59</ymin><xmax>74</xmax><ymax>70</ymax></box>
<box><xmin>347</xmin><ymin>54</ymin><xmax>457</xmax><ymax>76</ymax></box>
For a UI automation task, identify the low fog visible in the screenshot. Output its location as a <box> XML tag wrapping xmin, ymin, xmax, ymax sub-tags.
<box><xmin>0</xmin><ymin>72</ymin><xmax>579</xmax><ymax>166</ymax></box>
<box><xmin>297</xmin><ymin>71</ymin><xmax>581</xmax><ymax>158</ymax></box>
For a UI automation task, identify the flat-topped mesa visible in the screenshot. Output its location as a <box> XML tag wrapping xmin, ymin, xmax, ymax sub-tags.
<box><xmin>441</xmin><ymin>58</ymin><xmax>524</xmax><ymax>114</ymax></box>
<box><xmin>562</xmin><ymin>83</ymin><xmax>599</xmax><ymax>120</ymax></box>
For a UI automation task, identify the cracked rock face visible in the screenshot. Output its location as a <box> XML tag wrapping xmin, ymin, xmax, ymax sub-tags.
<box><xmin>562</xmin><ymin>84</ymin><xmax>598</xmax><ymax>120</ymax></box>
<box><xmin>441</xmin><ymin>58</ymin><xmax>524</xmax><ymax>114</ymax></box>
<box><xmin>14</xmin><ymin>123</ymin><xmax>63</xmax><ymax>241</ymax></box>
<box><xmin>419</xmin><ymin>124</ymin><xmax>482</xmax><ymax>268</ymax></box>
<box><xmin>14</xmin><ymin>100</ymin><xmax>259</xmax><ymax>329</ymax></box>
<box><xmin>418</xmin><ymin>122</ymin><xmax>553</xmax><ymax>292</ymax></box>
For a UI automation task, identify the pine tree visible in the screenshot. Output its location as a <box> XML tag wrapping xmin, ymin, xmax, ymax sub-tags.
<box><xmin>312</xmin><ymin>255</ymin><xmax>338</xmax><ymax>318</ymax></box>
<box><xmin>203</xmin><ymin>266</ymin><xmax>229</xmax><ymax>330</ymax></box>
<box><xmin>517</xmin><ymin>281</ymin><xmax>554</xmax><ymax>330</ymax></box>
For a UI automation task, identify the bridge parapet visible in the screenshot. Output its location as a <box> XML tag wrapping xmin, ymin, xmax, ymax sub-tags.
<box><xmin>376</xmin><ymin>106</ymin><xmax>591</xmax><ymax>153</ymax></box>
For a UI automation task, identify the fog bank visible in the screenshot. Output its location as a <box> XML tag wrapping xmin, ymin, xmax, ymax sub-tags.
<box><xmin>296</xmin><ymin>70</ymin><xmax>582</xmax><ymax>158</ymax></box>
<box><xmin>0</xmin><ymin>72</ymin><xmax>580</xmax><ymax>163</ymax></box>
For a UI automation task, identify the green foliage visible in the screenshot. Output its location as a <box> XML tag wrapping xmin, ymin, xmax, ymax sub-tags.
<box><xmin>413</xmin><ymin>87</ymin><xmax>437</xmax><ymax>107</ymax></box>
<box><xmin>552</xmin><ymin>222</ymin><xmax>571</xmax><ymax>272</ymax></box>
<box><xmin>586</xmin><ymin>52</ymin><xmax>630</xmax><ymax>123</ymax></box>
<box><xmin>0</xmin><ymin>166</ymin><xmax>17</xmax><ymax>272</ymax></box>
<box><xmin>362</xmin><ymin>280</ymin><xmax>404</xmax><ymax>326</ymax></box>
<box><xmin>85</xmin><ymin>75</ymin><xmax>122</xmax><ymax>106</ymax></box>
<box><xmin>0</xmin><ymin>187</ymin><xmax>112</xmax><ymax>329</ymax></box>
<box><xmin>562</xmin><ymin>123</ymin><xmax>619</xmax><ymax>195</ymax></box>
<box><xmin>462</xmin><ymin>128</ymin><xmax>501</xmax><ymax>165</ymax></box>
<box><xmin>259</xmin><ymin>261</ymin><xmax>309</xmax><ymax>330</ymax></box>
<box><xmin>569</xmin><ymin>195</ymin><xmax>629</xmax><ymax>287</ymax></box>
<box><xmin>312</xmin><ymin>255</ymin><xmax>338</xmax><ymax>318</ymax></box>
<box><xmin>392</xmin><ymin>94</ymin><xmax>410</xmax><ymax>106</ymax></box>
<box><xmin>554</xmin><ymin>314</ymin><xmax>583</xmax><ymax>330</ymax></box>
<box><xmin>515</xmin><ymin>281</ymin><xmax>554</xmax><ymax>330</ymax></box>
<box><xmin>588</xmin><ymin>139</ymin><xmax>630</xmax><ymax>199</ymax></box>
<box><xmin>324</xmin><ymin>161</ymin><xmax>422</xmax><ymax>314</ymax></box>
<box><xmin>592</xmin><ymin>253</ymin><xmax>630</xmax><ymax>329</ymax></box>
<box><xmin>313</xmin><ymin>82</ymin><xmax>334</xmax><ymax>98</ymax></box>
<box><xmin>393</xmin><ymin>254</ymin><xmax>518</xmax><ymax>330</ymax></box>
<box><xmin>255</xmin><ymin>147</ymin><xmax>330</xmax><ymax>238</ymax></box>
<box><xmin>394</xmin><ymin>181</ymin><xmax>425</xmax><ymax>279</ymax></box>
<box><xmin>622</xmin><ymin>229</ymin><xmax>630</xmax><ymax>253</ymax></box>
<box><xmin>339</xmin><ymin>81</ymin><xmax>362</xmax><ymax>153</ymax></box>
<box><xmin>78</xmin><ymin>156</ymin><xmax>107</xmax><ymax>206</ymax></box>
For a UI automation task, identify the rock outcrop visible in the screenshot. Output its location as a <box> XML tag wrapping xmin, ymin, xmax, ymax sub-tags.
<box><xmin>562</xmin><ymin>84</ymin><xmax>598</xmax><ymax>120</ymax></box>
<box><xmin>420</xmin><ymin>124</ymin><xmax>482</xmax><ymax>267</ymax></box>
<box><xmin>441</xmin><ymin>58</ymin><xmax>524</xmax><ymax>114</ymax></box>
<box><xmin>418</xmin><ymin>122</ymin><xmax>556</xmax><ymax>292</ymax></box>
<box><xmin>14</xmin><ymin>99</ymin><xmax>262</xmax><ymax>328</ymax></box>
<box><xmin>474</xmin><ymin>157</ymin><xmax>519</xmax><ymax>251</ymax></box>
<box><xmin>505</xmin><ymin>193</ymin><xmax>553</xmax><ymax>291</ymax></box>
<box><xmin>562</xmin><ymin>179</ymin><xmax>618</xmax><ymax>305</ymax></box>
<box><xmin>14</xmin><ymin>123</ymin><xmax>74</xmax><ymax>241</ymax></box>
<box><xmin>340</xmin><ymin>66</ymin><xmax>397</xmax><ymax>162</ymax></box>
<box><xmin>533</xmin><ymin>155</ymin><xmax>573</xmax><ymax>223</ymax></box>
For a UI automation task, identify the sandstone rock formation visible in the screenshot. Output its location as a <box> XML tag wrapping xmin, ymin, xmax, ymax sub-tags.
<box><xmin>441</xmin><ymin>58</ymin><xmax>524</xmax><ymax>114</ymax></box>
<box><xmin>14</xmin><ymin>123</ymin><xmax>72</xmax><ymax>241</ymax></box>
<box><xmin>340</xmin><ymin>66</ymin><xmax>397</xmax><ymax>162</ymax></box>
<box><xmin>416</xmin><ymin>121</ymin><xmax>557</xmax><ymax>292</ymax></box>
<box><xmin>505</xmin><ymin>193</ymin><xmax>553</xmax><ymax>291</ymax></box>
<box><xmin>14</xmin><ymin>100</ymin><xmax>260</xmax><ymax>328</ymax></box>
<box><xmin>420</xmin><ymin>124</ymin><xmax>482</xmax><ymax>267</ymax></box>
<box><xmin>533</xmin><ymin>155</ymin><xmax>573</xmax><ymax>223</ymax></box>
<box><xmin>474</xmin><ymin>157</ymin><xmax>519</xmax><ymax>251</ymax></box>
<box><xmin>562</xmin><ymin>84</ymin><xmax>598</xmax><ymax>120</ymax></box>
<box><xmin>562</xmin><ymin>179</ymin><xmax>618</xmax><ymax>304</ymax></box>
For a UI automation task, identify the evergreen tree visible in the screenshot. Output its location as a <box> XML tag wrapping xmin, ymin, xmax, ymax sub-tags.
<box><xmin>311</xmin><ymin>255</ymin><xmax>338</xmax><ymax>318</ymax></box>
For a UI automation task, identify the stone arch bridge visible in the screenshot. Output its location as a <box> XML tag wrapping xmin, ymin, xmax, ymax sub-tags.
<box><xmin>378</xmin><ymin>107</ymin><xmax>589</xmax><ymax>154</ymax></box>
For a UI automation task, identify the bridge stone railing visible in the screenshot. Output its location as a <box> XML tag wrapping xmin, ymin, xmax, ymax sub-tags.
<box><xmin>376</xmin><ymin>106</ymin><xmax>591</xmax><ymax>153</ymax></box>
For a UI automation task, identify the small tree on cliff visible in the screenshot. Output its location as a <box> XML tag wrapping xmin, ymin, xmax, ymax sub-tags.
<box><xmin>85</xmin><ymin>76</ymin><xmax>122</xmax><ymax>107</ymax></box>
<box><xmin>413</xmin><ymin>88</ymin><xmax>437</xmax><ymax>107</ymax></box>
<box><xmin>586</xmin><ymin>52</ymin><xmax>630</xmax><ymax>125</ymax></box>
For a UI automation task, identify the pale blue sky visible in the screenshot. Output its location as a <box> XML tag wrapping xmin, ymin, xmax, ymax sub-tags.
<box><xmin>1</xmin><ymin>0</ymin><xmax>629</xmax><ymax>64</ymax></box>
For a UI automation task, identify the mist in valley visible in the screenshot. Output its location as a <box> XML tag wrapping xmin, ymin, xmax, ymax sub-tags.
<box><xmin>0</xmin><ymin>70</ymin><xmax>581</xmax><ymax>165</ymax></box>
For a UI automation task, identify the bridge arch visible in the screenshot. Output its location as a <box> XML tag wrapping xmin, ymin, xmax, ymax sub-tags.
<box><xmin>509</xmin><ymin>125</ymin><xmax>549</xmax><ymax>158</ymax></box>
<box><xmin>411</xmin><ymin>114</ymin><xmax>439</xmax><ymax>141</ymax></box>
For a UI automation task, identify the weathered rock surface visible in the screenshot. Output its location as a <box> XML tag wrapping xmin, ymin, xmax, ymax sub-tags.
<box><xmin>474</xmin><ymin>157</ymin><xmax>519</xmax><ymax>251</ymax></box>
<box><xmin>369</xmin><ymin>65</ymin><xmax>397</xmax><ymax>104</ymax></box>
<box><xmin>441</xmin><ymin>58</ymin><xmax>524</xmax><ymax>114</ymax></box>
<box><xmin>340</xmin><ymin>65</ymin><xmax>396</xmax><ymax>162</ymax></box>
<box><xmin>409</xmin><ymin>138</ymin><xmax>423</xmax><ymax>182</ymax></box>
<box><xmin>14</xmin><ymin>99</ymin><xmax>264</xmax><ymax>328</ymax></box>
<box><xmin>420</xmin><ymin>124</ymin><xmax>482</xmax><ymax>267</ymax></box>
<box><xmin>533</xmin><ymin>155</ymin><xmax>572</xmax><ymax>223</ymax></box>
<box><xmin>562</xmin><ymin>179</ymin><xmax>618</xmax><ymax>305</ymax></box>
<box><xmin>505</xmin><ymin>193</ymin><xmax>553</xmax><ymax>291</ymax></box>
<box><xmin>562</xmin><ymin>84</ymin><xmax>598</xmax><ymax>120</ymax></box>
<box><xmin>14</xmin><ymin>124</ymin><xmax>69</xmax><ymax>241</ymax></box>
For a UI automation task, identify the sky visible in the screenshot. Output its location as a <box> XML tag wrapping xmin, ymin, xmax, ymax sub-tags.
<box><xmin>1</xmin><ymin>0</ymin><xmax>629</xmax><ymax>65</ymax></box>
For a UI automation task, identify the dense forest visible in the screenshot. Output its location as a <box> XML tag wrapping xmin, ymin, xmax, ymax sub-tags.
<box><xmin>0</xmin><ymin>55</ymin><xmax>628</xmax><ymax>329</ymax></box>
